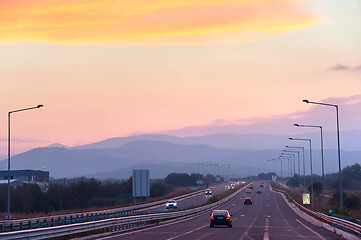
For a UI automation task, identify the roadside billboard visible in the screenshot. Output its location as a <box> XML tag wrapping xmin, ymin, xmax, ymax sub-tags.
<box><xmin>132</xmin><ymin>169</ymin><xmax>150</xmax><ymax>197</ymax></box>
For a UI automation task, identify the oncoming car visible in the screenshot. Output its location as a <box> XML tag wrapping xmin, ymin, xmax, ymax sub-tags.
<box><xmin>205</xmin><ymin>189</ymin><xmax>212</xmax><ymax>195</ymax></box>
<box><xmin>246</xmin><ymin>189</ymin><xmax>251</xmax><ymax>193</ymax></box>
<box><xmin>165</xmin><ymin>200</ymin><xmax>177</xmax><ymax>209</ymax></box>
<box><xmin>210</xmin><ymin>210</ymin><xmax>232</xmax><ymax>228</ymax></box>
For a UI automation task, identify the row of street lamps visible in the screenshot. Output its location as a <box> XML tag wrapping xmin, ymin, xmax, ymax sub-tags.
<box><xmin>268</xmin><ymin>99</ymin><xmax>343</xmax><ymax>211</ymax></box>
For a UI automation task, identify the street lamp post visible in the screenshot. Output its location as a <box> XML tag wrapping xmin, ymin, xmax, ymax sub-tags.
<box><xmin>286</xmin><ymin>146</ymin><xmax>306</xmax><ymax>192</ymax></box>
<box><xmin>7</xmin><ymin>104</ymin><xmax>43</xmax><ymax>220</ymax></box>
<box><xmin>303</xmin><ymin>99</ymin><xmax>342</xmax><ymax>211</ymax></box>
<box><xmin>280</xmin><ymin>156</ymin><xmax>291</xmax><ymax>178</ymax></box>
<box><xmin>267</xmin><ymin>159</ymin><xmax>277</xmax><ymax>175</ymax></box>
<box><xmin>290</xmin><ymin>137</ymin><xmax>314</xmax><ymax>209</ymax></box>
<box><xmin>281</xmin><ymin>153</ymin><xmax>296</xmax><ymax>187</ymax></box>
<box><xmin>276</xmin><ymin>158</ymin><xmax>283</xmax><ymax>178</ymax></box>
<box><xmin>294</xmin><ymin>123</ymin><xmax>326</xmax><ymax>209</ymax></box>
<box><xmin>284</xmin><ymin>149</ymin><xmax>302</xmax><ymax>202</ymax></box>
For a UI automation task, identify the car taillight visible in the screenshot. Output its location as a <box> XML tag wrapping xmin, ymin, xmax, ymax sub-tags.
<box><xmin>211</xmin><ymin>215</ymin><xmax>214</xmax><ymax>219</ymax></box>
<box><xmin>244</xmin><ymin>200</ymin><xmax>246</xmax><ymax>202</ymax></box>
<box><xmin>226</xmin><ymin>215</ymin><xmax>230</xmax><ymax>220</ymax></box>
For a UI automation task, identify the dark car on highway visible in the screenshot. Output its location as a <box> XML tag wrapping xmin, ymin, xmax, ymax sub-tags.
<box><xmin>210</xmin><ymin>210</ymin><xmax>232</xmax><ymax>228</ymax></box>
<box><xmin>257</xmin><ymin>190</ymin><xmax>262</xmax><ymax>194</ymax></box>
<box><xmin>244</xmin><ymin>197</ymin><xmax>252</xmax><ymax>205</ymax></box>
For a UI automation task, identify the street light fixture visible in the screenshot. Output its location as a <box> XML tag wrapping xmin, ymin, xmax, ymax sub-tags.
<box><xmin>7</xmin><ymin>104</ymin><xmax>43</xmax><ymax>220</ymax></box>
<box><xmin>279</xmin><ymin>156</ymin><xmax>292</xmax><ymax>177</ymax></box>
<box><xmin>303</xmin><ymin>99</ymin><xmax>342</xmax><ymax>210</ymax></box>
<box><xmin>286</xmin><ymin>146</ymin><xmax>306</xmax><ymax>192</ymax></box>
<box><xmin>281</xmin><ymin>152</ymin><xmax>296</xmax><ymax>187</ymax></box>
<box><xmin>267</xmin><ymin>159</ymin><xmax>278</xmax><ymax>176</ymax></box>
<box><xmin>294</xmin><ymin>123</ymin><xmax>326</xmax><ymax>209</ymax></box>
<box><xmin>290</xmin><ymin>137</ymin><xmax>314</xmax><ymax>209</ymax></box>
<box><xmin>275</xmin><ymin>158</ymin><xmax>283</xmax><ymax>178</ymax></box>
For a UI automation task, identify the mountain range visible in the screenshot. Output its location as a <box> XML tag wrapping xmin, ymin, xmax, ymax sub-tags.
<box><xmin>0</xmin><ymin>132</ymin><xmax>361</xmax><ymax>179</ymax></box>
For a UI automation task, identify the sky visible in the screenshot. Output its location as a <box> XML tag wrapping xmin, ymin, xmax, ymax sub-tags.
<box><xmin>1</xmin><ymin>0</ymin><xmax>361</xmax><ymax>155</ymax></box>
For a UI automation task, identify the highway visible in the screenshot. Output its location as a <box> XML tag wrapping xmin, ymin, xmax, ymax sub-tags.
<box><xmin>146</xmin><ymin>183</ymin><xmax>229</xmax><ymax>213</ymax></box>
<box><xmin>98</xmin><ymin>181</ymin><xmax>344</xmax><ymax>240</ymax></box>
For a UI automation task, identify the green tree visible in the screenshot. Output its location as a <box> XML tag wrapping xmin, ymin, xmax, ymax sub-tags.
<box><xmin>150</xmin><ymin>183</ymin><xmax>167</xmax><ymax>197</ymax></box>
<box><xmin>308</xmin><ymin>182</ymin><xmax>323</xmax><ymax>196</ymax></box>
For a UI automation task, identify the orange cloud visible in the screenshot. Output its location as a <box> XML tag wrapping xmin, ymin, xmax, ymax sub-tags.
<box><xmin>0</xmin><ymin>0</ymin><xmax>319</xmax><ymax>45</ymax></box>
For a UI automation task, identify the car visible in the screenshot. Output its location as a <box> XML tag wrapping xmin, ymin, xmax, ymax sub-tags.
<box><xmin>249</xmin><ymin>185</ymin><xmax>254</xmax><ymax>189</ymax></box>
<box><xmin>165</xmin><ymin>200</ymin><xmax>177</xmax><ymax>209</ymax></box>
<box><xmin>244</xmin><ymin>197</ymin><xmax>253</xmax><ymax>205</ymax></box>
<box><xmin>210</xmin><ymin>210</ymin><xmax>232</xmax><ymax>227</ymax></box>
<box><xmin>260</xmin><ymin>184</ymin><xmax>264</xmax><ymax>187</ymax></box>
<box><xmin>225</xmin><ymin>185</ymin><xmax>230</xmax><ymax>189</ymax></box>
<box><xmin>205</xmin><ymin>189</ymin><xmax>212</xmax><ymax>195</ymax></box>
<box><xmin>256</xmin><ymin>190</ymin><xmax>261</xmax><ymax>194</ymax></box>
<box><xmin>246</xmin><ymin>189</ymin><xmax>251</xmax><ymax>193</ymax></box>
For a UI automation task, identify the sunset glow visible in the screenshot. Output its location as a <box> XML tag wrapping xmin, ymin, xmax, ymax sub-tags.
<box><xmin>1</xmin><ymin>0</ymin><xmax>361</xmax><ymax>155</ymax></box>
<box><xmin>0</xmin><ymin>0</ymin><xmax>318</xmax><ymax>45</ymax></box>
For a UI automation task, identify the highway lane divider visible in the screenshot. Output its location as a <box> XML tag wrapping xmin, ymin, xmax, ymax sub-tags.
<box><xmin>270</xmin><ymin>183</ymin><xmax>361</xmax><ymax>238</ymax></box>
<box><xmin>0</xmin><ymin>182</ymin><xmax>250</xmax><ymax>240</ymax></box>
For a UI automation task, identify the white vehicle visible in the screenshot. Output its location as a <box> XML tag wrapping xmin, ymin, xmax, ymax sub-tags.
<box><xmin>205</xmin><ymin>189</ymin><xmax>212</xmax><ymax>195</ymax></box>
<box><xmin>166</xmin><ymin>200</ymin><xmax>177</xmax><ymax>209</ymax></box>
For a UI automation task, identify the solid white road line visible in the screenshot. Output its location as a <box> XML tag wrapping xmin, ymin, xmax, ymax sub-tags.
<box><xmin>296</xmin><ymin>219</ymin><xmax>327</xmax><ymax>240</ymax></box>
<box><xmin>166</xmin><ymin>225</ymin><xmax>208</xmax><ymax>240</ymax></box>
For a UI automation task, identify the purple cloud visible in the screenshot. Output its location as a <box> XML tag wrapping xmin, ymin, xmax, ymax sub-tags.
<box><xmin>328</xmin><ymin>64</ymin><xmax>350</xmax><ymax>71</ymax></box>
<box><xmin>354</xmin><ymin>65</ymin><xmax>361</xmax><ymax>71</ymax></box>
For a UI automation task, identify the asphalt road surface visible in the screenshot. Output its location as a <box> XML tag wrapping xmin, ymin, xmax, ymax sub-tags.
<box><xmin>99</xmin><ymin>181</ymin><xmax>344</xmax><ymax>240</ymax></box>
<box><xmin>146</xmin><ymin>183</ymin><xmax>230</xmax><ymax>213</ymax></box>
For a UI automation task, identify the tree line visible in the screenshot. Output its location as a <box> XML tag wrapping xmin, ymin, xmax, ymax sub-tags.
<box><xmin>0</xmin><ymin>172</ymin><xmax>215</xmax><ymax>216</ymax></box>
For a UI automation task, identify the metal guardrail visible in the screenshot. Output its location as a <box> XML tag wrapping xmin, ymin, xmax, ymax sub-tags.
<box><xmin>272</xmin><ymin>186</ymin><xmax>361</xmax><ymax>237</ymax></box>
<box><xmin>0</xmin><ymin>183</ymin><xmax>248</xmax><ymax>240</ymax></box>
<box><xmin>331</xmin><ymin>213</ymin><xmax>361</xmax><ymax>227</ymax></box>
<box><xmin>0</xmin><ymin>186</ymin><xmax>207</xmax><ymax>233</ymax></box>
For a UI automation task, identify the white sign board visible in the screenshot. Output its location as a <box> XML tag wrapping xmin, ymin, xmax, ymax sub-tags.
<box><xmin>302</xmin><ymin>193</ymin><xmax>310</xmax><ymax>205</ymax></box>
<box><xmin>272</xmin><ymin>175</ymin><xmax>277</xmax><ymax>181</ymax></box>
<box><xmin>132</xmin><ymin>169</ymin><xmax>150</xmax><ymax>197</ymax></box>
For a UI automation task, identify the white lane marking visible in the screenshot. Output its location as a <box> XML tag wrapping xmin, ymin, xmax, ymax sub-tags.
<box><xmin>97</xmin><ymin>211</ymin><xmax>207</xmax><ymax>240</ymax></box>
<box><xmin>296</xmin><ymin>219</ymin><xmax>327</xmax><ymax>240</ymax></box>
<box><xmin>166</xmin><ymin>225</ymin><xmax>207</xmax><ymax>240</ymax></box>
<box><xmin>263</xmin><ymin>231</ymin><xmax>270</xmax><ymax>240</ymax></box>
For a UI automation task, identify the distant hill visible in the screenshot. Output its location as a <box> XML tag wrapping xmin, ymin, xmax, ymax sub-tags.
<box><xmin>1</xmin><ymin>140</ymin><xmax>360</xmax><ymax>179</ymax></box>
<box><xmin>47</xmin><ymin>143</ymin><xmax>70</xmax><ymax>148</ymax></box>
<box><xmin>72</xmin><ymin>131</ymin><xmax>361</xmax><ymax>151</ymax></box>
<box><xmin>85</xmin><ymin>162</ymin><xmax>266</xmax><ymax>179</ymax></box>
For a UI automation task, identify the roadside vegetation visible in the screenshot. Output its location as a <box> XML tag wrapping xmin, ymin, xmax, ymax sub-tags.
<box><xmin>0</xmin><ymin>172</ymin><xmax>219</xmax><ymax>220</ymax></box>
<box><xmin>263</xmin><ymin>163</ymin><xmax>361</xmax><ymax>219</ymax></box>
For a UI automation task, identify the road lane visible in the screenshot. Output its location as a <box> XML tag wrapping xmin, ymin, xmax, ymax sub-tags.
<box><xmin>147</xmin><ymin>183</ymin><xmax>229</xmax><ymax>212</ymax></box>
<box><xmin>98</xmin><ymin>181</ymin><xmax>344</xmax><ymax>240</ymax></box>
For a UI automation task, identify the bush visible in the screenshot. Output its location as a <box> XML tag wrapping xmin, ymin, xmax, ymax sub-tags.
<box><xmin>331</xmin><ymin>192</ymin><xmax>361</xmax><ymax>210</ymax></box>
<box><xmin>150</xmin><ymin>183</ymin><xmax>167</xmax><ymax>197</ymax></box>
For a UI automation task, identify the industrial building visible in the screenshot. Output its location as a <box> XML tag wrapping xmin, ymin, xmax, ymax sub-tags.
<box><xmin>0</xmin><ymin>170</ymin><xmax>49</xmax><ymax>192</ymax></box>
